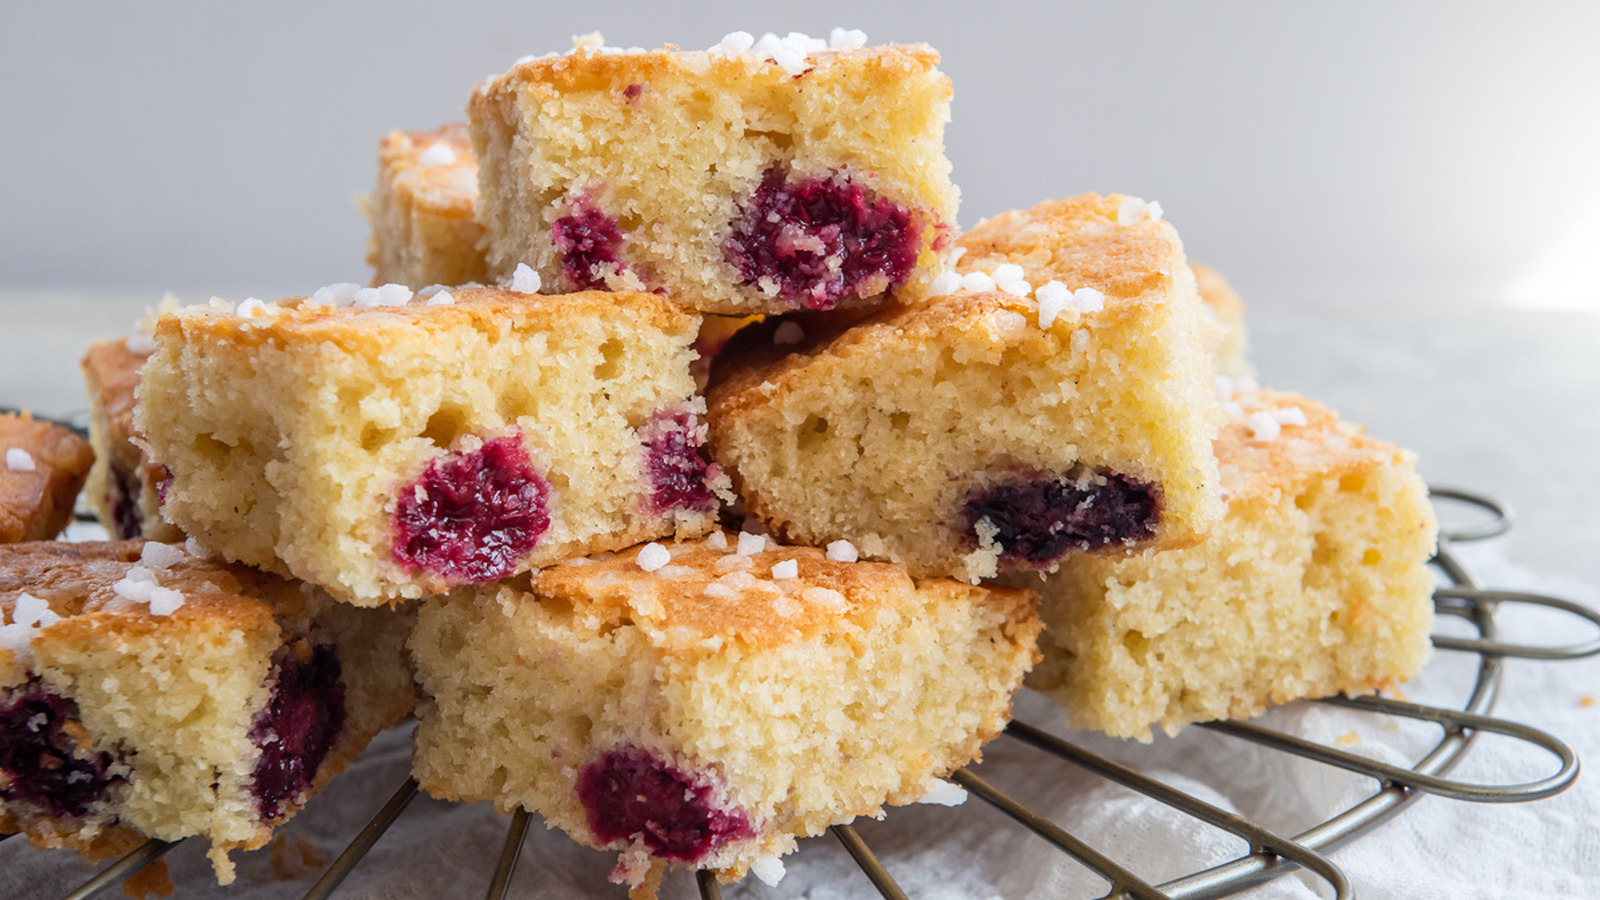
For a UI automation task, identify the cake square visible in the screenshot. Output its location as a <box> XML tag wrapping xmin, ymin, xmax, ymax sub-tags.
<box><xmin>1025</xmin><ymin>388</ymin><xmax>1438</xmax><ymax>740</ymax></box>
<box><xmin>706</xmin><ymin>193</ymin><xmax>1224</xmax><ymax>583</ymax></box>
<box><xmin>0</xmin><ymin>539</ymin><xmax>416</xmax><ymax>881</ymax></box>
<box><xmin>81</xmin><ymin>337</ymin><xmax>185</xmax><ymax>542</ymax></box>
<box><xmin>134</xmin><ymin>285</ymin><xmax>729</xmax><ymax>606</ymax></box>
<box><xmin>468</xmin><ymin>31</ymin><xmax>958</xmax><ymax>315</ymax></box>
<box><xmin>362</xmin><ymin>122</ymin><xmax>490</xmax><ymax>289</ymax></box>
<box><xmin>409</xmin><ymin>533</ymin><xmax>1040</xmax><ymax>893</ymax></box>
<box><xmin>1</xmin><ymin>412</ymin><xmax>94</xmax><ymax>544</ymax></box>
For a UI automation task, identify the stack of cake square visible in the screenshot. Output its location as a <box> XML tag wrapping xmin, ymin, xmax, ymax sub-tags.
<box><xmin>0</xmin><ymin>25</ymin><xmax>1440</xmax><ymax>898</ymax></box>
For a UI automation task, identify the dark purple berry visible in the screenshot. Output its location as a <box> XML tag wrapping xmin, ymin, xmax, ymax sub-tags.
<box><xmin>640</xmin><ymin>409</ymin><xmax>719</xmax><ymax>515</ymax></box>
<box><xmin>552</xmin><ymin>202</ymin><xmax>627</xmax><ymax>290</ymax></box>
<box><xmin>577</xmin><ymin>747</ymin><xmax>752</xmax><ymax>862</ymax></box>
<box><xmin>107</xmin><ymin>462</ymin><xmax>143</xmax><ymax>539</ymax></box>
<box><xmin>963</xmin><ymin>469</ymin><xmax>1160</xmax><ymax>566</ymax></box>
<box><xmin>724</xmin><ymin>167</ymin><xmax>919</xmax><ymax>310</ymax></box>
<box><xmin>0</xmin><ymin>679</ymin><xmax>125</xmax><ymax>818</ymax></box>
<box><xmin>392</xmin><ymin>434</ymin><xmax>551</xmax><ymax>584</ymax></box>
<box><xmin>249</xmin><ymin>643</ymin><xmax>345</xmax><ymax>820</ymax></box>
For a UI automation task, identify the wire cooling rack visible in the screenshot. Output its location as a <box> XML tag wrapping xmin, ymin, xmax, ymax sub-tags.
<box><xmin>16</xmin><ymin>485</ymin><xmax>1600</xmax><ymax>900</ymax></box>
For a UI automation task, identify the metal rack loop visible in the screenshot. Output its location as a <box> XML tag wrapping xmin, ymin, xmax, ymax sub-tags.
<box><xmin>1427</xmin><ymin>486</ymin><xmax>1513</xmax><ymax>543</ymax></box>
<box><xmin>1431</xmin><ymin>587</ymin><xmax>1600</xmax><ymax>660</ymax></box>
<box><xmin>18</xmin><ymin>485</ymin><xmax>1584</xmax><ymax>900</ymax></box>
<box><xmin>486</xmin><ymin>808</ymin><xmax>532</xmax><ymax>900</ymax></box>
<box><xmin>695</xmin><ymin>868</ymin><xmax>724</xmax><ymax>900</ymax></box>
<box><xmin>301</xmin><ymin>777</ymin><xmax>419</xmax><ymax>900</ymax></box>
<box><xmin>951</xmin><ymin>769</ymin><xmax>1171</xmax><ymax>899</ymax></box>
<box><xmin>1203</xmin><ymin>697</ymin><xmax>1578</xmax><ymax>803</ymax></box>
<box><xmin>1001</xmin><ymin>723</ymin><xmax>1352</xmax><ymax>900</ymax></box>
<box><xmin>830</xmin><ymin>824</ymin><xmax>911</xmax><ymax>900</ymax></box>
<box><xmin>60</xmin><ymin>838</ymin><xmax>178</xmax><ymax>900</ymax></box>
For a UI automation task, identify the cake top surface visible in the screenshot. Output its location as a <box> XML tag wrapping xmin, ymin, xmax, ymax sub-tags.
<box><xmin>152</xmin><ymin>284</ymin><xmax>698</xmax><ymax>350</ymax></box>
<box><xmin>704</xmin><ymin>275</ymin><xmax>1145</xmax><ymax>411</ymax></box>
<box><xmin>473</xmin><ymin>29</ymin><xmax>943</xmax><ymax>103</ymax></box>
<box><xmin>1190</xmin><ymin>262</ymin><xmax>1245</xmax><ymax>324</ymax></box>
<box><xmin>526</xmin><ymin>531</ymin><xmax>1034</xmax><ymax>650</ymax></box>
<box><xmin>378</xmin><ymin>122</ymin><xmax>478</xmax><ymax>212</ymax></box>
<box><xmin>81</xmin><ymin>338</ymin><xmax>147</xmax><ymax>429</ymax></box>
<box><xmin>948</xmin><ymin>193</ymin><xmax>1183</xmax><ymax>309</ymax></box>
<box><xmin>1213</xmin><ymin>384</ymin><xmax>1413</xmax><ymax>504</ymax></box>
<box><xmin>0</xmin><ymin>412</ymin><xmax>92</xmax><ymax>478</ymax></box>
<box><xmin>0</xmin><ymin>413</ymin><xmax>94</xmax><ymax>537</ymax></box>
<box><xmin>0</xmin><ymin>540</ymin><xmax>295</xmax><ymax>627</ymax></box>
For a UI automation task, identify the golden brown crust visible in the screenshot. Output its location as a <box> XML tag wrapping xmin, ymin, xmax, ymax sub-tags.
<box><xmin>81</xmin><ymin>340</ymin><xmax>146</xmax><ymax>437</ymax></box>
<box><xmin>955</xmin><ymin>194</ymin><xmax>1185</xmax><ymax>304</ymax></box>
<box><xmin>0</xmin><ymin>412</ymin><xmax>94</xmax><ymax>543</ymax></box>
<box><xmin>80</xmin><ymin>338</ymin><xmax>183</xmax><ymax>543</ymax></box>
<box><xmin>1216</xmin><ymin>389</ymin><xmax>1403</xmax><ymax>505</ymax></box>
<box><xmin>376</xmin><ymin>123</ymin><xmax>478</xmax><ymax>217</ymax></box>
<box><xmin>1191</xmin><ymin>263</ymin><xmax>1245</xmax><ymax>325</ymax></box>
<box><xmin>0</xmin><ymin>808</ymin><xmax>148</xmax><ymax>861</ymax></box>
<box><xmin>0</xmin><ymin>540</ymin><xmax>289</xmax><ymax>634</ymax></box>
<box><xmin>536</xmin><ymin>536</ymin><xmax>1037</xmax><ymax>650</ymax></box>
<box><xmin>154</xmin><ymin>287</ymin><xmax>698</xmax><ymax>354</ymax></box>
<box><xmin>475</xmin><ymin>43</ymin><xmax>946</xmax><ymax>111</ymax></box>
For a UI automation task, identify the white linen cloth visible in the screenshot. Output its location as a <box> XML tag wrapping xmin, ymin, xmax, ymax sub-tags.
<box><xmin>5</xmin><ymin>540</ymin><xmax>1597</xmax><ymax>899</ymax></box>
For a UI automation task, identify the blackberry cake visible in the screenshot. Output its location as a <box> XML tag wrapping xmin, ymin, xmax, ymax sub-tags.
<box><xmin>707</xmin><ymin>193</ymin><xmax>1224</xmax><ymax>583</ymax></box>
<box><xmin>363</xmin><ymin>122</ymin><xmax>490</xmax><ymax>288</ymax></box>
<box><xmin>410</xmin><ymin>533</ymin><xmax>1040</xmax><ymax>893</ymax></box>
<box><xmin>468</xmin><ymin>30</ymin><xmax>957</xmax><ymax>315</ymax></box>
<box><xmin>135</xmin><ymin>285</ymin><xmax>729</xmax><ymax>605</ymax></box>
<box><xmin>1026</xmin><ymin>388</ymin><xmax>1437</xmax><ymax>740</ymax></box>
<box><xmin>82</xmin><ymin>337</ymin><xmax>185</xmax><ymax>542</ymax></box>
<box><xmin>1</xmin><ymin>412</ymin><xmax>94</xmax><ymax>544</ymax></box>
<box><xmin>0</xmin><ymin>540</ymin><xmax>416</xmax><ymax>881</ymax></box>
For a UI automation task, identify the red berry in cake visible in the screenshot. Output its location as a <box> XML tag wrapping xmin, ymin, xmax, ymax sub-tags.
<box><xmin>577</xmin><ymin>747</ymin><xmax>753</xmax><ymax>862</ymax></box>
<box><xmin>249</xmin><ymin>643</ymin><xmax>346</xmax><ymax>819</ymax></box>
<box><xmin>552</xmin><ymin>201</ymin><xmax>628</xmax><ymax>290</ymax></box>
<box><xmin>962</xmin><ymin>470</ymin><xmax>1160</xmax><ymax>566</ymax></box>
<box><xmin>725</xmin><ymin>167</ymin><xmax>919</xmax><ymax>310</ymax></box>
<box><xmin>392</xmin><ymin>434</ymin><xmax>552</xmax><ymax>584</ymax></box>
<box><xmin>640</xmin><ymin>409</ymin><xmax>720</xmax><ymax>515</ymax></box>
<box><xmin>0</xmin><ymin>679</ymin><xmax>126</xmax><ymax>818</ymax></box>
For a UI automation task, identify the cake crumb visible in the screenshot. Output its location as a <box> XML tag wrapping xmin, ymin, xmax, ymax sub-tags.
<box><xmin>1335</xmin><ymin>731</ymin><xmax>1362</xmax><ymax>746</ymax></box>
<box><xmin>119</xmin><ymin>857</ymin><xmax>174</xmax><ymax>899</ymax></box>
<box><xmin>268</xmin><ymin>833</ymin><xmax>328</xmax><ymax>882</ymax></box>
<box><xmin>1580</xmin><ymin>695</ymin><xmax>1596</xmax><ymax>708</ymax></box>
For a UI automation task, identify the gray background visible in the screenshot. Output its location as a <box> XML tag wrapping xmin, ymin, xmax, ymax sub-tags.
<box><xmin>2</xmin><ymin>2</ymin><xmax>1597</xmax><ymax>307</ymax></box>
<box><xmin>2</xmin><ymin>2</ymin><xmax>1598</xmax><ymax>585</ymax></box>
